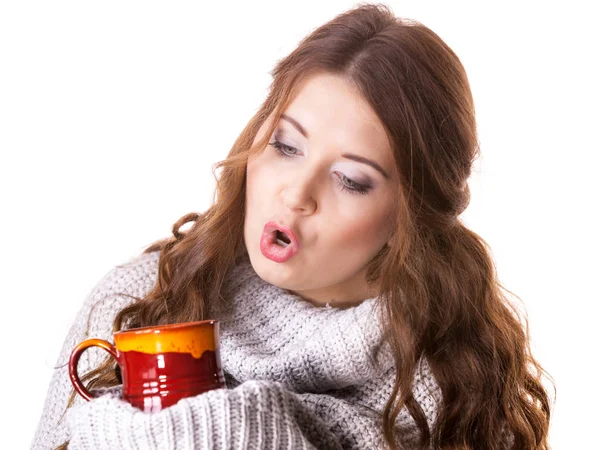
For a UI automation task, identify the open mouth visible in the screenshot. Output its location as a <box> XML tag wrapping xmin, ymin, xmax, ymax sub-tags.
<box><xmin>260</xmin><ymin>221</ymin><xmax>299</xmax><ymax>262</ymax></box>
<box><xmin>274</xmin><ymin>230</ymin><xmax>291</xmax><ymax>247</ymax></box>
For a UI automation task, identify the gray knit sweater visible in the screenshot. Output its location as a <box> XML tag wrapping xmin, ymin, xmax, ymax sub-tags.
<box><xmin>31</xmin><ymin>250</ymin><xmax>442</xmax><ymax>450</ymax></box>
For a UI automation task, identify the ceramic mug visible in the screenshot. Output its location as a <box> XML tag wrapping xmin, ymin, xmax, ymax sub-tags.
<box><xmin>68</xmin><ymin>320</ymin><xmax>226</xmax><ymax>412</ymax></box>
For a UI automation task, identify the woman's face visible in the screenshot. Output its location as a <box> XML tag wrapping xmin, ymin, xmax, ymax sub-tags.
<box><xmin>244</xmin><ymin>72</ymin><xmax>398</xmax><ymax>308</ymax></box>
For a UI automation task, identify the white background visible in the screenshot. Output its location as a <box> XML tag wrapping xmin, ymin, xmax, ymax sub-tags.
<box><xmin>1</xmin><ymin>1</ymin><xmax>598</xmax><ymax>448</ymax></box>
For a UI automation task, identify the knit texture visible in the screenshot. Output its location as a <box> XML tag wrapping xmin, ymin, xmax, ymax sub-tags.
<box><xmin>31</xmin><ymin>250</ymin><xmax>443</xmax><ymax>450</ymax></box>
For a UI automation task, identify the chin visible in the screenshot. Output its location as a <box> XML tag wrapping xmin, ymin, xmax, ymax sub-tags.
<box><xmin>252</xmin><ymin>255</ymin><xmax>299</xmax><ymax>287</ymax></box>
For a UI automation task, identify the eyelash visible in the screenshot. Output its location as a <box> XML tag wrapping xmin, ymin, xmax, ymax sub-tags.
<box><xmin>268</xmin><ymin>139</ymin><xmax>370</xmax><ymax>196</ymax></box>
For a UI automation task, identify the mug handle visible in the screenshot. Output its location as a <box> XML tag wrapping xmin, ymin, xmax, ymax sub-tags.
<box><xmin>68</xmin><ymin>338</ymin><xmax>119</xmax><ymax>401</ymax></box>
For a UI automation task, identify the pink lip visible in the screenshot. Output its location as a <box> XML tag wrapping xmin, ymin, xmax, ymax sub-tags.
<box><xmin>262</xmin><ymin>221</ymin><xmax>300</xmax><ymax>249</ymax></box>
<box><xmin>260</xmin><ymin>221</ymin><xmax>301</xmax><ymax>263</ymax></box>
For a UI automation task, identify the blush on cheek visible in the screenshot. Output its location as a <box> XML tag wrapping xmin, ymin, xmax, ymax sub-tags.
<box><xmin>334</xmin><ymin>215</ymin><xmax>388</xmax><ymax>248</ymax></box>
<box><xmin>342</xmin><ymin>218</ymin><xmax>374</xmax><ymax>238</ymax></box>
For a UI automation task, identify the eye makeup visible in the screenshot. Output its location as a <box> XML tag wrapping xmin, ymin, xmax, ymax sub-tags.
<box><xmin>268</xmin><ymin>136</ymin><xmax>372</xmax><ymax>196</ymax></box>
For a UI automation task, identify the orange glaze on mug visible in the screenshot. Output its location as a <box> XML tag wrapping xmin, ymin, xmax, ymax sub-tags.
<box><xmin>114</xmin><ymin>320</ymin><xmax>217</xmax><ymax>358</ymax></box>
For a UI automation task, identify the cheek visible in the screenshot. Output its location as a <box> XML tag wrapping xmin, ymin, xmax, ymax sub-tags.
<box><xmin>247</xmin><ymin>159</ymin><xmax>266</xmax><ymax>193</ymax></box>
<box><xmin>246</xmin><ymin>157</ymin><xmax>279</xmax><ymax>206</ymax></box>
<box><xmin>330</xmin><ymin>209</ymin><xmax>390</xmax><ymax>248</ymax></box>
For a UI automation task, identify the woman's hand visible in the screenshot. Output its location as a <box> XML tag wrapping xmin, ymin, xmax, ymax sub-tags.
<box><xmin>66</xmin><ymin>380</ymin><xmax>341</xmax><ymax>450</ymax></box>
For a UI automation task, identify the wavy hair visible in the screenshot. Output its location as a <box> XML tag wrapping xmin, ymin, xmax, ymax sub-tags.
<box><xmin>57</xmin><ymin>3</ymin><xmax>553</xmax><ymax>449</ymax></box>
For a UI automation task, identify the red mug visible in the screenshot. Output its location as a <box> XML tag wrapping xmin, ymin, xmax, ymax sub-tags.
<box><xmin>68</xmin><ymin>320</ymin><xmax>226</xmax><ymax>412</ymax></box>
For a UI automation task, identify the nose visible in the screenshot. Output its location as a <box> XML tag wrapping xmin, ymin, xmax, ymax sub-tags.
<box><xmin>280</xmin><ymin>170</ymin><xmax>317</xmax><ymax>215</ymax></box>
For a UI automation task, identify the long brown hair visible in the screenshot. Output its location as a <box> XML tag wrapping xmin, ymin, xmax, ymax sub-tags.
<box><xmin>57</xmin><ymin>3</ymin><xmax>553</xmax><ymax>449</ymax></box>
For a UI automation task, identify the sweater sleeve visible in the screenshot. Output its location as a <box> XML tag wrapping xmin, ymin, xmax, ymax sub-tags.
<box><xmin>30</xmin><ymin>252</ymin><xmax>160</xmax><ymax>450</ymax></box>
<box><xmin>65</xmin><ymin>380</ymin><xmax>389</xmax><ymax>450</ymax></box>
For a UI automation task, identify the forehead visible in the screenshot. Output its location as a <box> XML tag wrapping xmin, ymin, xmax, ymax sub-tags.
<box><xmin>281</xmin><ymin>73</ymin><xmax>393</xmax><ymax>162</ymax></box>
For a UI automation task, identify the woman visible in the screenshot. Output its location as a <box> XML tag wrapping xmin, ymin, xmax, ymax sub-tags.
<box><xmin>32</xmin><ymin>3</ymin><xmax>552</xmax><ymax>449</ymax></box>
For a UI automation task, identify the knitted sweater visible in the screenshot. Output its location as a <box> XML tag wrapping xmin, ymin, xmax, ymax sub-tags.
<box><xmin>31</xmin><ymin>250</ymin><xmax>442</xmax><ymax>450</ymax></box>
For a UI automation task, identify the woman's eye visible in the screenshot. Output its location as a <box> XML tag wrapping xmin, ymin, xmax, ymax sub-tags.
<box><xmin>268</xmin><ymin>138</ymin><xmax>371</xmax><ymax>196</ymax></box>
<box><xmin>335</xmin><ymin>173</ymin><xmax>370</xmax><ymax>196</ymax></box>
<box><xmin>269</xmin><ymin>139</ymin><xmax>298</xmax><ymax>157</ymax></box>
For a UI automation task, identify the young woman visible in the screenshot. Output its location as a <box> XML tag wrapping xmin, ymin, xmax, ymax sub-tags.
<box><xmin>32</xmin><ymin>3</ymin><xmax>552</xmax><ymax>449</ymax></box>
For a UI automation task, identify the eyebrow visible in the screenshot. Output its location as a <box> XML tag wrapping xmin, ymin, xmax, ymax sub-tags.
<box><xmin>280</xmin><ymin>113</ymin><xmax>390</xmax><ymax>180</ymax></box>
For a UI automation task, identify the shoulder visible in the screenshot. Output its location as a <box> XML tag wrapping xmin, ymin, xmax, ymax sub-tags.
<box><xmin>47</xmin><ymin>250</ymin><xmax>162</xmax><ymax>389</ymax></box>
<box><xmin>100</xmin><ymin>250</ymin><xmax>161</xmax><ymax>299</ymax></box>
<box><xmin>76</xmin><ymin>250</ymin><xmax>161</xmax><ymax>340</ymax></box>
<box><xmin>89</xmin><ymin>250</ymin><xmax>160</xmax><ymax>309</ymax></box>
